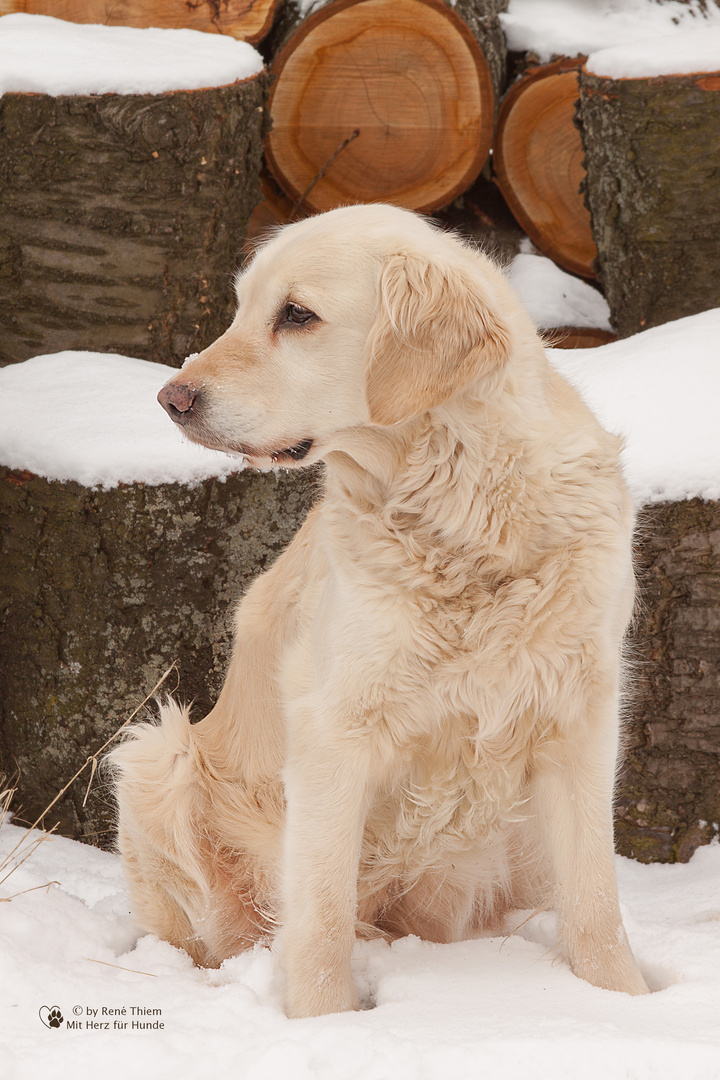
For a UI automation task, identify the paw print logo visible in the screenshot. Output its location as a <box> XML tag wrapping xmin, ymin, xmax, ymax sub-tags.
<box><xmin>39</xmin><ymin>1005</ymin><xmax>64</xmax><ymax>1029</ymax></box>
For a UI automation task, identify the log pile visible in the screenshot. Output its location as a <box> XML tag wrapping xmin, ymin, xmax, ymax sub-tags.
<box><xmin>5</xmin><ymin>0</ymin><xmax>715</xmax><ymax>346</ymax></box>
<box><xmin>0</xmin><ymin>0</ymin><xmax>716</xmax><ymax>345</ymax></box>
<box><xmin>1</xmin><ymin>3</ymin><xmax>719</xmax><ymax>864</ymax></box>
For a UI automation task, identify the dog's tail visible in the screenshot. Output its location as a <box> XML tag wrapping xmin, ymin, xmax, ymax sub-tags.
<box><xmin>109</xmin><ymin>698</ymin><xmax>228</xmax><ymax>962</ymax></box>
<box><xmin>110</xmin><ymin>697</ymin><xmax>209</xmax><ymax>862</ymax></box>
<box><xmin>110</xmin><ymin>698</ymin><xmax>276</xmax><ymax>964</ymax></box>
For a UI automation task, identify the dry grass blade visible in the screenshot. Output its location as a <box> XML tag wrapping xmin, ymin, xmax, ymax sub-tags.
<box><xmin>0</xmin><ymin>663</ymin><xmax>177</xmax><ymax>896</ymax></box>
<box><xmin>1</xmin><ymin>777</ymin><xmax>18</xmax><ymax>828</ymax></box>
<box><xmin>0</xmin><ymin>880</ymin><xmax>60</xmax><ymax>902</ymax></box>
<box><xmin>0</xmin><ymin>823</ymin><xmax>58</xmax><ymax>889</ymax></box>
<box><xmin>85</xmin><ymin>958</ymin><xmax>157</xmax><ymax>978</ymax></box>
<box><xmin>499</xmin><ymin>905</ymin><xmax>548</xmax><ymax>951</ymax></box>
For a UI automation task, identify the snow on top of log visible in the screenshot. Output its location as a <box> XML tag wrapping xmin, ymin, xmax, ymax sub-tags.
<box><xmin>586</xmin><ymin>27</ymin><xmax>720</xmax><ymax>79</ymax></box>
<box><xmin>501</xmin><ymin>0</ymin><xmax>720</xmax><ymax>64</ymax></box>
<box><xmin>1</xmin><ymin>309</ymin><xmax>719</xmax><ymax>503</ymax></box>
<box><xmin>506</xmin><ymin>250</ymin><xmax>612</xmax><ymax>332</ymax></box>
<box><xmin>0</xmin><ymin>14</ymin><xmax>263</xmax><ymax>97</ymax></box>
<box><xmin>0</xmin><ymin>352</ymin><xmax>242</xmax><ymax>489</ymax></box>
<box><xmin>549</xmin><ymin>309</ymin><xmax>720</xmax><ymax>507</ymax></box>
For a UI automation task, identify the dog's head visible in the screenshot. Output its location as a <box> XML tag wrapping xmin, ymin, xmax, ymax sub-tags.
<box><xmin>158</xmin><ymin>204</ymin><xmax>519</xmax><ymax>468</ymax></box>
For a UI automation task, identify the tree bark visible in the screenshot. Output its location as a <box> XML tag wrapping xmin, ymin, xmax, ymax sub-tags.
<box><xmin>618</xmin><ymin>498</ymin><xmax>720</xmax><ymax>862</ymax></box>
<box><xmin>264</xmin><ymin>0</ymin><xmax>496</xmax><ymax>214</ymax></box>
<box><xmin>452</xmin><ymin>0</ymin><xmax>508</xmax><ymax>108</ymax></box>
<box><xmin>0</xmin><ymin>464</ymin><xmax>321</xmax><ymax>845</ymax></box>
<box><xmin>0</xmin><ymin>74</ymin><xmax>268</xmax><ymax>367</ymax></box>
<box><xmin>577</xmin><ymin>69</ymin><xmax>720</xmax><ymax>337</ymax></box>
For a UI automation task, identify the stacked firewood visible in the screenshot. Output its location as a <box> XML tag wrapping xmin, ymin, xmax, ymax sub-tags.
<box><xmin>2</xmin><ymin>0</ymin><xmax>719</xmax><ymax>340</ymax></box>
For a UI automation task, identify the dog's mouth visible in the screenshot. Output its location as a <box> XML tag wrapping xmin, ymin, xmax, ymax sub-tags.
<box><xmin>269</xmin><ymin>439</ymin><xmax>314</xmax><ymax>465</ymax></box>
<box><xmin>156</xmin><ymin>384</ymin><xmax>315</xmax><ymax>467</ymax></box>
<box><xmin>178</xmin><ymin>424</ymin><xmax>315</xmax><ymax>468</ymax></box>
<box><xmin>205</xmin><ymin>434</ymin><xmax>315</xmax><ymax>468</ymax></box>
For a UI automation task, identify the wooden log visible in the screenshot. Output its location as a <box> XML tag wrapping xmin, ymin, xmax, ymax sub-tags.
<box><xmin>244</xmin><ymin>168</ymin><xmax>308</xmax><ymax>251</ymax></box>
<box><xmin>577</xmin><ymin>67</ymin><xmax>720</xmax><ymax>337</ymax></box>
<box><xmin>0</xmin><ymin>74</ymin><xmax>268</xmax><ymax>367</ymax></box>
<box><xmin>618</xmin><ymin>498</ymin><xmax>720</xmax><ymax>863</ymax></box>
<box><xmin>0</xmin><ymin>464</ymin><xmax>320</xmax><ymax>845</ymax></box>
<box><xmin>265</xmin><ymin>0</ymin><xmax>495</xmax><ymax>214</ymax></box>
<box><xmin>494</xmin><ymin>57</ymin><xmax>597</xmax><ymax>279</ymax></box>
<box><xmin>549</xmin><ymin>327</ymin><xmax>616</xmax><ymax>349</ymax></box>
<box><xmin>453</xmin><ymin>0</ymin><xmax>509</xmax><ymax>108</ymax></box>
<box><xmin>267</xmin><ymin>0</ymin><xmax>509</xmax><ymax>100</ymax></box>
<box><xmin>0</xmin><ymin>0</ymin><xmax>280</xmax><ymax>43</ymax></box>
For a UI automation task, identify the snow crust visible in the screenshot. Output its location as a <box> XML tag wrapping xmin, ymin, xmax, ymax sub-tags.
<box><xmin>548</xmin><ymin>309</ymin><xmax>720</xmax><ymax>506</ymax></box>
<box><xmin>0</xmin><ymin>14</ymin><xmax>263</xmax><ymax>97</ymax></box>
<box><xmin>587</xmin><ymin>26</ymin><xmax>720</xmax><ymax>79</ymax></box>
<box><xmin>2</xmin><ymin>307</ymin><xmax>719</xmax><ymax>506</ymax></box>
<box><xmin>0</xmin><ymin>352</ymin><xmax>240</xmax><ymax>488</ymax></box>
<box><xmin>501</xmin><ymin>0</ymin><xmax>720</xmax><ymax>64</ymax></box>
<box><xmin>1</xmin><ymin>819</ymin><xmax>719</xmax><ymax>1079</ymax></box>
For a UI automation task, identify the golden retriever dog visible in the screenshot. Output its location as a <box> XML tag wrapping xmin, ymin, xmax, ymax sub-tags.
<box><xmin>111</xmin><ymin>203</ymin><xmax>649</xmax><ymax>1017</ymax></box>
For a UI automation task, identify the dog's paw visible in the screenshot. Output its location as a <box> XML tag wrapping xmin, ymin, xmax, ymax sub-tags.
<box><xmin>286</xmin><ymin>974</ymin><xmax>360</xmax><ymax>1019</ymax></box>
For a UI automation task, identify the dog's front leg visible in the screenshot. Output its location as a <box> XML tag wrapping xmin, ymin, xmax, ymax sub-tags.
<box><xmin>279</xmin><ymin>728</ymin><xmax>373</xmax><ymax>1018</ymax></box>
<box><xmin>533</xmin><ymin>687</ymin><xmax>650</xmax><ymax>996</ymax></box>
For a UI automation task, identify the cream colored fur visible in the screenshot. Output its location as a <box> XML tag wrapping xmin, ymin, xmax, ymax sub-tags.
<box><xmin>111</xmin><ymin>204</ymin><xmax>649</xmax><ymax>1017</ymax></box>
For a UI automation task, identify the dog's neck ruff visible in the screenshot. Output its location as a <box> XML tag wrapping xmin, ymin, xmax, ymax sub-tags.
<box><xmin>322</xmin><ymin>399</ymin><xmax>534</xmax><ymax>595</ymax></box>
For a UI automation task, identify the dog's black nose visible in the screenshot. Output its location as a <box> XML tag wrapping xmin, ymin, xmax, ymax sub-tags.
<box><xmin>158</xmin><ymin>382</ymin><xmax>198</xmax><ymax>425</ymax></box>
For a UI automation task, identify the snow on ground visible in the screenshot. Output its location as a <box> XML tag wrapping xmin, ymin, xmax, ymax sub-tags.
<box><xmin>0</xmin><ymin>14</ymin><xmax>263</xmax><ymax>97</ymax></box>
<box><xmin>1</xmin><ymin>819</ymin><xmax>719</xmax><ymax>1080</ymax></box>
<box><xmin>1</xmin><ymin>308</ymin><xmax>719</xmax><ymax>506</ymax></box>
<box><xmin>501</xmin><ymin>0</ymin><xmax>720</xmax><ymax>64</ymax></box>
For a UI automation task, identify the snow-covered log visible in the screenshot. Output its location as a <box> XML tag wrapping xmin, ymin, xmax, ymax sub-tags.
<box><xmin>0</xmin><ymin>16</ymin><xmax>268</xmax><ymax>367</ymax></box>
<box><xmin>0</xmin><ymin>353</ymin><xmax>319</xmax><ymax>844</ymax></box>
<box><xmin>576</xmin><ymin>32</ymin><xmax>720</xmax><ymax>337</ymax></box>
<box><xmin>3</xmin><ymin>308</ymin><xmax>720</xmax><ymax>859</ymax></box>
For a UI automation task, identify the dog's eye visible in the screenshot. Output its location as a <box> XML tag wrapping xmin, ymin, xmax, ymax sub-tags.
<box><xmin>276</xmin><ymin>302</ymin><xmax>318</xmax><ymax>330</ymax></box>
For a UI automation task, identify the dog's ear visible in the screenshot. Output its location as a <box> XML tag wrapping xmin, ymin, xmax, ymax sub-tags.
<box><xmin>365</xmin><ymin>252</ymin><xmax>511</xmax><ymax>426</ymax></box>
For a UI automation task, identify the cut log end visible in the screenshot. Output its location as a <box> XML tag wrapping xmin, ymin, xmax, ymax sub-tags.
<box><xmin>494</xmin><ymin>58</ymin><xmax>597</xmax><ymax>279</ymax></box>
<box><xmin>265</xmin><ymin>0</ymin><xmax>495</xmax><ymax>214</ymax></box>
<box><xmin>5</xmin><ymin>0</ymin><xmax>281</xmax><ymax>43</ymax></box>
